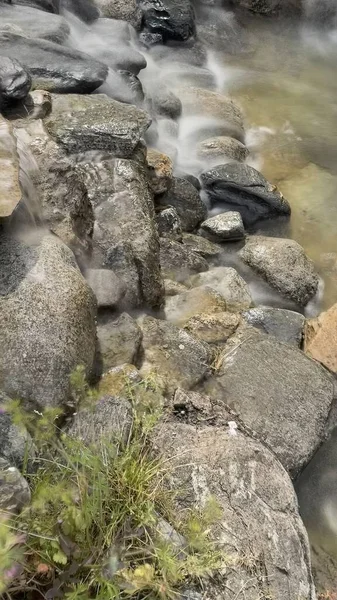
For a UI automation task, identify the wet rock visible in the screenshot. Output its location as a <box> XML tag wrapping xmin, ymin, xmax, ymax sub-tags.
<box><xmin>151</xmin><ymin>87</ymin><xmax>182</xmax><ymax>120</ymax></box>
<box><xmin>243</xmin><ymin>307</ymin><xmax>305</xmax><ymax>347</ymax></box>
<box><xmin>67</xmin><ymin>396</ymin><xmax>132</xmax><ymax>446</ymax></box>
<box><xmin>184</xmin><ymin>311</ymin><xmax>240</xmax><ymax>344</ymax></box>
<box><xmin>97</xmin><ymin>313</ymin><xmax>142</xmax><ymax>371</ymax></box>
<box><xmin>12</xmin><ymin>0</ymin><xmax>60</xmax><ymax>11</ymax></box>
<box><xmin>0</xmin><ymin>116</ymin><xmax>21</xmax><ymax>219</ymax></box>
<box><xmin>0</xmin><ymin>56</ymin><xmax>31</xmax><ymax>105</ymax></box>
<box><xmin>95</xmin><ymin>0</ymin><xmax>142</xmax><ymax>28</ymax></box>
<box><xmin>304</xmin><ymin>303</ymin><xmax>337</xmax><ymax>374</ymax></box>
<box><xmin>94</xmin><ymin>45</ymin><xmax>146</xmax><ymax>76</ymax></box>
<box><xmin>45</xmin><ymin>94</ymin><xmax>150</xmax><ymax>156</ymax></box>
<box><xmin>61</xmin><ymin>0</ymin><xmax>99</xmax><ymax>22</ymax></box>
<box><xmin>152</xmin><ymin>422</ymin><xmax>316</xmax><ymax>600</ymax></box>
<box><xmin>157</xmin><ymin>177</ymin><xmax>207</xmax><ymax>232</ymax></box>
<box><xmin>0</xmin><ymin>234</ymin><xmax>97</xmax><ymax>411</ymax></box>
<box><xmin>197</xmin><ymin>5</ymin><xmax>251</xmax><ymax>53</ymax></box>
<box><xmin>305</xmin><ymin>0</ymin><xmax>337</xmax><ymax>26</ymax></box>
<box><xmin>139</xmin><ymin>31</ymin><xmax>163</xmax><ymax>47</ymax></box>
<box><xmin>230</xmin><ymin>0</ymin><xmax>300</xmax><ymax>15</ymax></box>
<box><xmin>0</xmin><ymin>5</ymin><xmax>70</xmax><ymax>43</ymax></box>
<box><xmin>203</xmin><ymin>330</ymin><xmax>335</xmax><ymax>476</ymax></box>
<box><xmin>0</xmin><ymin>32</ymin><xmax>107</xmax><ymax>94</ymax></box>
<box><xmin>196</xmin><ymin>135</ymin><xmax>249</xmax><ymax>164</ymax></box>
<box><xmin>139</xmin><ymin>316</ymin><xmax>213</xmax><ymax>392</ymax></box>
<box><xmin>93</xmin><ymin>159</ymin><xmax>164</xmax><ymax>309</ymax></box>
<box><xmin>181</xmin><ymin>233</ymin><xmax>222</xmax><ymax>259</ymax></box>
<box><xmin>0</xmin><ymin>393</ymin><xmax>34</xmax><ymax>469</ymax></box>
<box><xmin>188</xmin><ymin>266</ymin><xmax>252</xmax><ymax>311</ymax></box>
<box><xmin>139</xmin><ymin>0</ymin><xmax>196</xmax><ymax>41</ymax></box>
<box><xmin>101</xmin><ymin>70</ymin><xmax>144</xmax><ymax>106</ymax></box>
<box><xmin>165</xmin><ymin>285</ymin><xmax>228</xmax><ymax>326</ymax></box>
<box><xmin>14</xmin><ymin>120</ymin><xmax>93</xmax><ymax>253</ymax></box>
<box><xmin>201</xmin><ymin>163</ymin><xmax>291</xmax><ymax>227</ymax></box>
<box><xmin>22</xmin><ymin>89</ymin><xmax>52</xmax><ymax>119</ymax></box>
<box><xmin>200</xmin><ymin>211</ymin><xmax>245</xmax><ymax>241</ymax></box>
<box><xmin>156</xmin><ymin>207</ymin><xmax>182</xmax><ymax>240</ymax></box>
<box><xmin>160</xmin><ymin>238</ymin><xmax>209</xmax><ymax>281</ymax></box>
<box><xmin>85</xmin><ymin>269</ymin><xmax>126</xmax><ymax>309</ymax></box>
<box><xmin>164</xmin><ymin>279</ymin><xmax>188</xmax><ymax>297</ymax></box>
<box><xmin>0</xmin><ymin>457</ymin><xmax>31</xmax><ymax>513</ymax></box>
<box><xmin>178</xmin><ymin>87</ymin><xmax>245</xmax><ymax>142</ymax></box>
<box><xmin>239</xmin><ymin>236</ymin><xmax>319</xmax><ymax>306</ymax></box>
<box><xmin>147</xmin><ymin>148</ymin><xmax>173</xmax><ymax>195</ymax></box>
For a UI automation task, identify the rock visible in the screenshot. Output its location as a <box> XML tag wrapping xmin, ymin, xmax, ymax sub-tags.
<box><xmin>98</xmin><ymin>364</ymin><xmax>141</xmax><ymax>397</ymax></box>
<box><xmin>0</xmin><ymin>457</ymin><xmax>31</xmax><ymax>513</ymax></box>
<box><xmin>157</xmin><ymin>177</ymin><xmax>207</xmax><ymax>232</ymax></box>
<box><xmin>231</xmin><ymin>0</ymin><xmax>300</xmax><ymax>15</ymax></box>
<box><xmin>85</xmin><ymin>269</ymin><xmax>126</xmax><ymax>309</ymax></box>
<box><xmin>201</xmin><ymin>163</ymin><xmax>291</xmax><ymax>227</ymax></box>
<box><xmin>139</xmin><ymin>31</ymin><xmax>163</xmax><ymax>47</ymax></box>
<box><xmin>97</xmin><ymin>313</ymin><xmax>142</xmax><ymax>371</ymax></box>
<box><xmin>67</xmin><ymin>395</ymin><xmax>132</xmax><ymax>446</ymax></box>
<box><xmin>0</xmin><ymin>32</ymin><xmax>107</xmax><ymax>94</ymax></box>
<box><xmin>165</xmin><ymin>285</ymin><xmax>228</xmax><ymax>326</ymax></box>
<box><xmin>93</xmin><ymin>159</ymin><xmax>164</xmax><ymax>309</ymax></box>
<box><xmin>239</xmin><ymin>236</ymin><xmax>319</xmax><ymax>306</ymax></box>
<box><xmin>156</xmin><ymin>207</ymin><xmax>182</xmax><ymax>240</ymax></box>
<box><xmin>60</xmin><ymin>0</ymin><xmax>99</xmax><ymax>22</ymax></box>
<box><xmin>152</xmin><ymin>422</ymin><xmax>316</xmax><ymax>600</ymax></box>
<box><xmin>160</xmin><ymin>238</ymin><xmax>209</xmax><ymax>281</ymax></box>
<box><xmin>22</xmin><ymin>90</ymin><xmax>52</xmax><ymax>119</ymax></box>
<box><xmin>0</xmin><ymin>393</ymin><xmax>34</xmax><ymax>468</ymax></box>
<box><xmin>164</xmin><ymin>279</ymin><xmax>188</xmax><ymax>297</ymax></box>
<box><xmin>200</xmin><ymin>211</ymin><xmax>245</xmax><ymax>241</ymax></box>
<box><xmin>14</xmin><ymin>120</ymin><xmax>94</xmax><ymax>253</ymax></box>
<box><xmin>0</xmin><ymin>233</ymin><xmax>97</xmax><ymax>411</ymax></box>
<box><xmin>0</xmin><ymin>5</ymin><xmax>70</xmax><ymax>44</ymax></box>
<box><xmin>139</xmin><ymin>0</ymin><xmax>196</xmax><ymax>41</ymax></box>
<box><xmin>184</xmin><ymin>311</ymin><xmax>240</xmax><ymax>344</ymax></box>
<box><xmin>93</xmin><ymin>241</ymin><xmax>141</xmax><ymax>308</ymax></box>
<box><xmin>151</xmin><ymin>87</ymin><xmax>182</xmax><ymax>120</ymax></box>
<box><xmin>94</xmin><ymin>0</ymin><xmax>142</xmax><ymax>28</ymax></box>
<box><xmin>304</xmin><ymin>303</ymin><xmax>337</xmax><ymax>374</ymax></box>
<box><xmin>178</xmin><ymin>87</ymin><xmax>245</xmax><ymax>142</ymax></box>
<box><xmin>147</xmin><ymin>148</ymin><xmax>173</xmax><ymax>195</ymax></box>
<box><xmin>45</xmin><ymin>94</ymin><xmax>150</xmax><ymax>156</ymax></box>
<box><xmin>0</xmin><ymin>116</ymin><xmax>21</xmax><ymax>219</ymax></box>
<box><xmin>197</xmin><ymin>5</ymin><xmax>251</xmax><ymax>53</ymax></box>
<box><xmin>196</xmin><ymin>135</ymin><xmax>249</xmax><ymax>164</ymax></box>
<box><xmin>93</xmin><ymin>45</ymin><xmax>146</xmax><ymax>76</ymax></box>
<box><xmin>305</xmin><ymin>0</ymin><xmax>337</xmax><ymax>26</ymax></box>
<box><xmin>0</xmin><ymin>55</ymin><xmax>31</xmax><ymax>105</ymax></box>
<box><xmin>114</xmin><ymin>70</ymin><xmax>144</xmax><ymax>105</ymax></box>
<box><xmin>139</xmin><ymin>316</ymin><xmax>213</xmax><ymax>392</ymax></box>
<box><xmin>203</xmin><ymin>331</ymin><xmax>335</xmax><ymax>476</ymax></box>
<box><xmin>188</xmin><ymin>267</ymin><xmax>252</xmax><ymax>311</ymax></box>
<box><xmin>181</xmin><ymin>233</ymin><xmax>222</xmax><ymax>259</ymax></box>
<box><xmin>13</xmin><ymin>0</ymin><xmax>60</xmax><ymax>12</ymax></box>
<box><xmin>243</xmin><ymin>307</ymin><xmax>305</xmax><ymax>347</ymax></box>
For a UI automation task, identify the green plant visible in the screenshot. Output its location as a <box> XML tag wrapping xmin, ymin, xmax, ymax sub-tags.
<box><xmin>1</xmin><ymin>370</ymin><xmax>225</xmax><ymax>599</ymax></box>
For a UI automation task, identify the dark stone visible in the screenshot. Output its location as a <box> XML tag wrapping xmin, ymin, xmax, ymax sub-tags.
<box><xmin>139</xmin><ymin>31</ymin><xmax>163</xmax><ymax>47</ymax></box>
<box><xmin>60</xmin><ymin>0</ymin><xmax>99</xmax><ymax>22</ymax></box>
<box><xmin>0</xmin><ymin>32</ymin><xmax>107</xmax><ymax>94</ymax></box>
<box><xmin>157</xmin><ymin>177</ymin><xmax>207</xmax><ymax>232</ymax></box>
<box><xmin>0</xmin><ymin>55</ymin><xmax>31</xmax><ymax>104</ymax></box>
<box><xmin>12</xmin><ymin>0</ymin><xmax>60</xmax><ymax>13</ymax></box>
<box><xmin>139</xmin><ymin>0</ymin><xmax>196</xmax><ymax>41</ymax></box>
<box><xmin>156</xmin><ymin>207</ymin><xmax>182</xmax><ymax>240</ymax></box>
<box><xmin>242</xmin><ymin>307</ymin><xmax>305</xmax><ymax>347</ymax></box>
<box><xmin>201</xmin><ymin>163</ymin><xmax>291</xmax><ymax>227</ymax></box>
<box><xmin>160</xmin><ymin>238</ymin><xmax>209</xmax><ymax>281</ymax></box>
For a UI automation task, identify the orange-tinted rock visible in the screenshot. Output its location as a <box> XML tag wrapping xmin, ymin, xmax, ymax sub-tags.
<box><xmin>304</xmin><ymin>303</ymin><xmax>337</xmax><ymax>374</ymax></box>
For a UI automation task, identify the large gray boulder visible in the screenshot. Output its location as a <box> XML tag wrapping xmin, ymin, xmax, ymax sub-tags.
<box><xmin>157</xmin><ymin>177</ymin><xmax>207</xmax><ymax>232</ymax></box>
<box><xmin>153</xmin><ymin>421</ymin><xmax>315</xmax><ymax>600</ymax></box>
<box><xmin>201</xmin><ymin>163</ymin><xmax>291</xmax><ymax>227</ymax></box>
<box><xmin>45</xmin><ymin>94</ymin><xmax>150</xmax><ymax>156</ymax></box>
<box><xmin>0</xmin><ymin>234</ymin><xmax>97</xmax><ymax>410</ymax></box>
<box><xmin>93</xmin><ymin>159</ymin><xmax>164</xmax><ymax>309</ymax></box>
<box><xmin>239</xmin><ymin>236</ymin><xmax>319</xmax><ymax>306</ymax></box>
<box><xmin>97</xmin><ymin>312</ymin><xmax>142</xmax><ymax>371</ymax></box>
<box><xmin>203</xmin><ymin>330</ymin><xmax>336</xmax><ymax>476</ymax></box>
<box><xmin>0</xmin><ymin>5</ymin><xmax>70</xmax><ymax>44</ymax></box>
<box><xmin>0</xmin><ymin>32</ymin><xmax>107</xmax><ymax>94</ymax></box>
<box><xmin>139</xmin><ymin>0</ymin><xmax>196</xmax><ymax>41</ymax></box>
<box><xmin>14</xmin><ymin>120</ymin><xmax>94</xmax><ymax>256</ymax></box>
<box><xmin>139</xmin><ymin>316</ymin><xmax>213</xmax><ymax>393</ymax></box>
<box><xmin>85</xmin><ymin>269</ymin><xmax>126</xmax><ymax>309</ymax></box>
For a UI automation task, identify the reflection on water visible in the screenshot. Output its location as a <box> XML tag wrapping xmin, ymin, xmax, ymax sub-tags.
<box><xmin>220</xmin><ymin>19</ymin><xmax>337</xmax><ymax>309</ymax></box>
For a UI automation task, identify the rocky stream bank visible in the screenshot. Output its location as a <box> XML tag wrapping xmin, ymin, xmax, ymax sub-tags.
<box><xmin>1</xmin><ymin>0</ymin><xmax>337</xmax><ymax>598</ymax></box>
